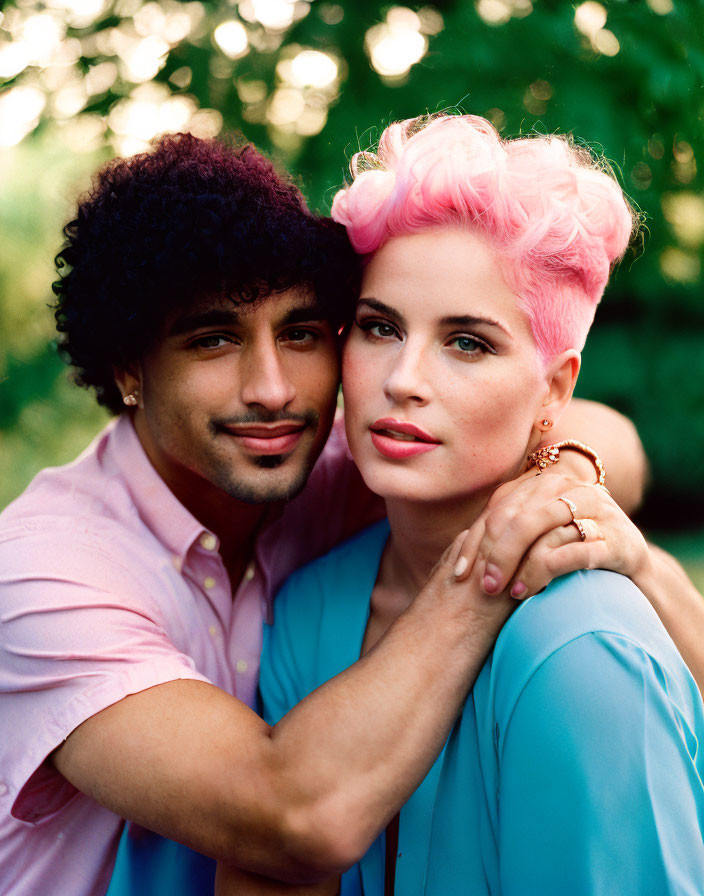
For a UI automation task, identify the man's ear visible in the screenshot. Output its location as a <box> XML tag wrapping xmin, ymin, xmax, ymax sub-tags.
<box><xmin>113</xmin><ymin>364</ymin><xmax>143</xmax><ymax>410</ymax></box>
<box><xmin>536</xmin><ymin>350</ymin><xmax>581</xmax><ymax>432</ymax></box>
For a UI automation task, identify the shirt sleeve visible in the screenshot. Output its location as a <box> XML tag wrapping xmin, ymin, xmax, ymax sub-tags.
<box><xmin>496</xmin><ymin>631</ymin><xmax>704</xmax><ymax>894</ymax></box>
<box><xmin>0</xmin><ymin>529</ymin><xmax>210</xmax><ymax>825</ymax></box>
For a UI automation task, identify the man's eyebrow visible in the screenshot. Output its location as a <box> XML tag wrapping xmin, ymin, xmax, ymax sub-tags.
<box><xmin>281</xmin><ymin>304</ymin><xmax>329</xmax><ymax>326</ymax></box>
<box><xmin>168</xmin><ymin>302</ymin><xmax>331</xmax><ymax>336</ymax></box>
<box><xmin>169</xmin><ymin>308</ymin><xmax>240</xmax><ymax>336</ymax></box>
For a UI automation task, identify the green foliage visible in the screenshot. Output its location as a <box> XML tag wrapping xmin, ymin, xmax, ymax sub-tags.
<box><xmin>1</xmin><ymin>0</ymin><xmax>703</xmax><ymax>516</ymax></box>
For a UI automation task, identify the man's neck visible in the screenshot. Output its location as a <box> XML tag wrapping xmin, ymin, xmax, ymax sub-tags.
<box><xmin>131</xmin><ymin>415</ymin><xmax>271</xmax><ymax>580</ymax></box>
<box><xmin>171</xmin><ymin>472</ymin><xmax>271</xmax><ymax>567</ymax></box>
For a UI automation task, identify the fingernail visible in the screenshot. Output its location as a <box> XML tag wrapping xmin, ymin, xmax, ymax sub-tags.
<box><xmin>510</xmin><ymin>582</ymin><xmax>527</xmax><ymax>599</ymax></box>
<box><xmin>483</xmin><ymin>574</ymin><xmax>499</xmax><ymax>594</ymax></box>
<box><xmin>454</xmin><ymin>556</ymin><xmax>469</xmax><ymax>578</ymax></box>
<box><xmin>483</xmin><ymin>563</ymin><xmax>501</xmax><ymax>594</ymax></box>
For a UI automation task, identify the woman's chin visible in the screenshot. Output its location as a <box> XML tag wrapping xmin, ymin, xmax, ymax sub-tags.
<box><xmin>357</xmin><ymin>465</ymin><xmax>485</xmax><ymax>508</ymax></box>
<box><xmin>354</xmin><ymin>449</ymin><xmax>518</xmax><ymax>509</ymax></box>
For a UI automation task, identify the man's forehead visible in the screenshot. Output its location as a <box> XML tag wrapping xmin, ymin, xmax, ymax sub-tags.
<box><xmin>167</xmin><ymin>287</ymin><xmax>326</xmax><ymax>335</ymax></box>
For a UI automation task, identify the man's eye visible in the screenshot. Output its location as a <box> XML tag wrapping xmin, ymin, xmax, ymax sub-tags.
<box><xmin>283</xmin><ymin>328</ymin><xmax>316</xmax><ymax>344</ymax></box>
<box><xmin>194</xmin><ymin>334</ymin><xmax>231</xmax><ymax>349</ymax></box>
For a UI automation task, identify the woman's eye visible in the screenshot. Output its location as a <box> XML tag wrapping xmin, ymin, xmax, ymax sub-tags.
<box><xmin>360</xmin><ymin>320</ymin><xmax>398</xmax><ymax>340</ymax></box>
<box><xmin>449</xmin><ymin>335</ymin><xmax>491</xmax><ymax>355</ymax></box>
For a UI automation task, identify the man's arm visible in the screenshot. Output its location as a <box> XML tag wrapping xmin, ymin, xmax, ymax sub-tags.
<box><xmin>215</xmin><ymin>866</ymin><xmax>339</xmax><ymax>895</ymax></box>
<box><xmin>633</xmin><ymin>543</ymin><xmax>704</xmax><ymax>694</ymax></box>
<box><xmin>497</xmin><ymin>628</ymin><xmax>704</xmax><ymax>893</ymax></box>
<box><xmin>52</xmin><ymin>533</ymin><xmax>514</xmax><ymax>885</ymax></box>
<box><xmin>554</xmin><ymin>398</ymin><xmax>648</xmax><ymax>514</ymax></box>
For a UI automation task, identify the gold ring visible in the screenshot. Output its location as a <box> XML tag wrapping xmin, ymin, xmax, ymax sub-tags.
<box><xmin>572</xmin><ymin>518</ymin><xmax>588</xmax><ymax>542</ymax></box>
<box><xmin>558</xmin><ymin>496</ymin><xmax>578</xmax><ymax>522</ymax></box>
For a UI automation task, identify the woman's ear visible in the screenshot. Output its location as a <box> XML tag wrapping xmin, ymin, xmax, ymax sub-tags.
<box><xmin>535</xmin><ymin>350</ymin><xmax>580</xmax><ymax>433</ymax></box>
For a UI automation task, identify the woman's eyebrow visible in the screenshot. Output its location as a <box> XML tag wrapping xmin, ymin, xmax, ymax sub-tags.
<box><xmin>357</xmin><ymin>297</ymin><xmax>405</xmax><ymax>325</ymax></box>
<box><xmin>358</xmin><ymin>300</ymin><xmax>513</xmax><ymax>339</ymax></box>
<box><xmin>439</xmin><ymin>314</ymin><xmax>513</xmax><ymax>338</ymax></box>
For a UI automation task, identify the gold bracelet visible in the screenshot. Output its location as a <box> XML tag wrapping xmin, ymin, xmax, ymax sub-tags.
<box><xmin>526</xmin><ymin>439</ymin><xmax>606</xmax><ymax>486</ymax></box>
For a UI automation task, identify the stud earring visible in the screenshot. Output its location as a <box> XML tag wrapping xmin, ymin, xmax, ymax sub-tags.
<box><xmin>541</xmin><ymin>419</ymin><xmax>552</xmax><ymax>429</ymax></box>
<box><xmin>123</xmin><ymin>392</ymin><xmax>138</xmax><ymax>407</ymax></box>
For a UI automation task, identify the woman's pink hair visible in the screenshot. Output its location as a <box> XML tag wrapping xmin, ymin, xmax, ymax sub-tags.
<box><xmin>331</xmin><ymin>115</ymin><xmax>636</xmax><ymax>362</ymax></box>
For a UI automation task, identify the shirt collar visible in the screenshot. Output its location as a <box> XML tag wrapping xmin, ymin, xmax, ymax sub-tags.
<box><xmin>108</xmin><ymin>415</ymin><xmax>212</xmax><ymax>563</ymax></box>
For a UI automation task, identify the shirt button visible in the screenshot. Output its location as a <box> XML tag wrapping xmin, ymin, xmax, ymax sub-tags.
<box><xmin>200</xmin><ymin>533</ymin><xmax>217</xmax><ymax>551</ymax></box>
<box><xmin>0</xmin><ymin>780</ymin><xmax>8</xmax><ymax>796</ymax></box>
<box><xmin>236</xmin><ymin>659</ymin><xmax>248</xmax><ymax>673</ymax></box>
<box><xmin>203</xmin><ymin>576</ymin><xmax>216</xmax><ymax>590</ymax></box>
<box><xmin>208</xmin><ymin>625</ymin><xmax>217</xmax><ymax>637</ymax></box>
<box><xmin>243</xmin><ymin>563</ymin><xmax>255</xmax><ymax>583</ymax></box>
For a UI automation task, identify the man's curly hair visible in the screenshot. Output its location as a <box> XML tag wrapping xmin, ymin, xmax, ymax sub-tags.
<box><xmin>53</xmin><ymin>132</ymin><xmax>361</xmax><ymax>414</ymax></box>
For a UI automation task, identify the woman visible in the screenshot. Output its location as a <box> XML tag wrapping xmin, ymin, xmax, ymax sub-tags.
<box><xmin>221</xmin><ymin>115</ymin><xmax>704</xmax><ymax>894</ymax></box>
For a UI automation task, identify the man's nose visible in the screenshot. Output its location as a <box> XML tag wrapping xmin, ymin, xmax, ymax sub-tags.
<box><xmin>383</xmin><ymin>342</ymin><xmax>431</xmax><ymax>406</ymax></box>
<box><xmin>240</xmin><ymin>339</ymin><xmax>296</xmax><ymax>411</ymax></box>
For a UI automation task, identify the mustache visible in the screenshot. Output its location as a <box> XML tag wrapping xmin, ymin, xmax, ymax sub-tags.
<box><xmin>210</xmin><ymin>410</ymin><xmax>320</xmax><ymax>430</ymax></box>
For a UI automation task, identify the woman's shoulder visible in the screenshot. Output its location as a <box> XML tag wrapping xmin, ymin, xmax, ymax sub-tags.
<box><xmin>503</xmin><ymin>569</ymin><xmax>664</xmax><ymax>652</ymax></box>
<box><xmin>488</xmin><ymin>569</ymin><xmax>697</xmax><ymax>720</ymax></box>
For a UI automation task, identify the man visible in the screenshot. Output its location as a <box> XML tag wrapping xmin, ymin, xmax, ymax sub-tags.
<box><xmin>0</xmin><ymin>132</ymin><xmax>652</xmax><ymax>895</ymax></box>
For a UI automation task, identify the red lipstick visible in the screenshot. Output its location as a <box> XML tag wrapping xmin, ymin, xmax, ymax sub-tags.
<box><xmin>369</xmin><ymin>418</ymin><xmax>440</xmax><ymax>460</ymax></box>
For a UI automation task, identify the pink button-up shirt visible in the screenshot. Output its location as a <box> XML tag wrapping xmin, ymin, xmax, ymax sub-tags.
<box><xmin>0</xmin><ymin>414</ymin><xmax>377</xmax><ymax>896</ymax></box>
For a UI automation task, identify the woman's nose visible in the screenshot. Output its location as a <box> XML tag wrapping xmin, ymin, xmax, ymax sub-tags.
<box><xmin>382</xmin><ymin>343</ymin><xmax>431</xmax><ymax>406</ymax></box>
<box><xmin>240</xmin><ymin>340</ymin><xmax>296</xmax><ymax>411</ymax></box>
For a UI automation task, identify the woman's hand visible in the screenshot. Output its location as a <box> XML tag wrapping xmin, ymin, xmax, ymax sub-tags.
<box><xmin>451</xmin><ymin>468</ymin><xmax>704</xmax><ymax>699</ymax></box>
<box><xmin>453</xmin><ymin>470</ymin><xmax>650</xmax><ymax>600</ymax></box>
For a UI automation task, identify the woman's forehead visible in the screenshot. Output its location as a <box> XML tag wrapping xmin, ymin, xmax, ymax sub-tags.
<box><xmin>360</xmin><ymin>228</ymin><xmax>533</xmax><ymax>338</ymax></box>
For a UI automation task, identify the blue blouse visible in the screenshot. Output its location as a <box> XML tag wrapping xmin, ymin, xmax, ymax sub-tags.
<box><xmin>108</xmin><ymin>519</ymin><xmax>704</xmax><ymax>895</ymax></box>
<box><xmin>260</xmin><ymin>519</ymin><xmax>704</xmax><ymax>895</ymax></box>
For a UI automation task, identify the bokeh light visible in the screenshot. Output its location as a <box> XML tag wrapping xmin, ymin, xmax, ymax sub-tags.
<box><xmin>0</xmin><ymin>85</ymin><xmax>46</xmax><ymax>147</ymax></box>
<box><xmin>365</xmin><ymin>7</ymin><xmax>428</xmax><ymax>80</ymax></box>
<box><xmin>476</xmin><ymin>0</ymin><xmax>532</xmax><ymax>26</ymax></box>
<box><xmin>288</xmin><ymin>50</ymin><xmax>337</xmax><ymax>89</ymax></box>
<box><xmin>659</xmin><ymin>247</ymin><xmax>701</xmax><ymax>284</ymax></box>
<box><xmin>574</xmin><ymin>1</ymin><xmax>607</xmax><ymax>39</ymax></box>
<box><xmin>238</xmin><ymin>0</ymin><xmax>303</xmax><ymax>32</ymax></box>
<box><xmin>574</xmin><ymin>2</ymin><xmax>619</xmax><ymax>56</ymax></box>
<box><xmin>662</xmin><ymin>193</ymin><xmax>704</xmax><ymax>249</ymax></box>
<box><xmin>214</xmin><ymin>20</ymin><xmax>249</xmax><ymax>59</ymax></box>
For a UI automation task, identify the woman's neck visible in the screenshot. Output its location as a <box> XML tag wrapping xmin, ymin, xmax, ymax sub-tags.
<box><xmin>381</xmin><ymin>489</ymin><xmax>493</xmax><ymax>607</ymax></box>
<box><xmin>361</xmin><ymin>488</ymin><xmax>495</xmax><ymax>657</ymax></box>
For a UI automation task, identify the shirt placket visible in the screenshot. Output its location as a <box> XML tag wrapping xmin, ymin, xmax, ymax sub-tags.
<box><xmin>229</xmin><ymin>560</ymin><xmax>264</xmax><ymax>709</ymax></box>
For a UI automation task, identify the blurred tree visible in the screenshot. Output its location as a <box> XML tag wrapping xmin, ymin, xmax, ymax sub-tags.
<box><xmin>0</xmin><ymin>0</ymin><xmax>702</xmax><ymax>523</ymax></box>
